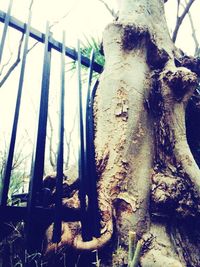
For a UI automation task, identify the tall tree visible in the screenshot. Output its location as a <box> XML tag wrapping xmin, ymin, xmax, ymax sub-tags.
<box><xmin>45</xmin><ymin>0</ymin><xmax>200</xmax><ymax>266</ymax></box>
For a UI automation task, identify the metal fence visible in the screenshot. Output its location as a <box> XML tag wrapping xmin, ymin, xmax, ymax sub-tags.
<box><xmin>0</xmin><ymin>1</ymin><xmax>102</xmax><ymax>261</ymax></box>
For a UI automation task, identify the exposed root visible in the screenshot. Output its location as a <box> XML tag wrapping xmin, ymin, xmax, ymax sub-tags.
<box><xmin>43</xmin><ymin>219</ymin><xmax>113</xmax><ymax>258</ymax></box>
<box><xmin>43</xmin><ymin>168</ymin><xmax>113</xmax><ymax>259</ymax></box>
<box><xmin>73</xmin><ymin>220</ymin><xmax>113</xmax><ymax>250</ymax></box>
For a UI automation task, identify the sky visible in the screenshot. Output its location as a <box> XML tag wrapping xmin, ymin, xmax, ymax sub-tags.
<box><xmin>0</xmin><ymin>0</ymin><xmax>117</xmax><ymax>45</ymax></box>
<box><xmin>0</xmin><ymin>0</ymin><xmax>199</xmax><ymax>181</ymax></box>
<box><xmin>0</xmin><ymin>0</ymin><xmax>199</xmax><ymax>52</ymax></box>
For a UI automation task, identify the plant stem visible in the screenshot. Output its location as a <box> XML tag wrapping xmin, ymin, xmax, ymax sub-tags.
<box><xmin>128</xmin><ymin>231</ymin><xmax>136</xmax><ymax>264</ymax></box>
<box><xmin>130</xmin><ymin>240</ymin><xmax>143</xmax><ymax>267</ymax></box>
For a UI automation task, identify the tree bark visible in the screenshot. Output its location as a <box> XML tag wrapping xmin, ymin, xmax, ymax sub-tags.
<box><xmin>44</xmin><ymin>0</ymin><xmax>200</xmax><ymax>266</ymax></box>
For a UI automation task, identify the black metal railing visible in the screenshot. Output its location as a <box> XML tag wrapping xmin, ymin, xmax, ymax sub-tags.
<box><xmin>0</xmin><ymin>0</ymin><xmax>103</xmax><ymax>260</ymax></box>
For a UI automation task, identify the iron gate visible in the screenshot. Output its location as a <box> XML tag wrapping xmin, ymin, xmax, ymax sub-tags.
<box><xmin>0</xmin><ymin>1</ymin><xmax>103</xmax><ymax>263</ymax></box>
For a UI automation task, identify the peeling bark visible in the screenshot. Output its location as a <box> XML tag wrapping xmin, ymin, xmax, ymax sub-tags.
<box><xmin>44</xmin><ymin>0</ymin><xmax>200</xmax><ymax>266</ymax></box>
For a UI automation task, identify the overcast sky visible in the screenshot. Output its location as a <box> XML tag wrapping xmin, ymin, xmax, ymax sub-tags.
<box><xmin>0</xmin><ymin>0</ymin><xmax>199</xmax><ymax>53</ymax></box>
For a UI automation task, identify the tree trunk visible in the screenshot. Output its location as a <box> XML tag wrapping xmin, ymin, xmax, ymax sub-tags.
<box><xmin>94</xmin><ymin>0</ymin><xmax>200</xmax><ymax>266</ymax></box>
<box><xmin>45</xmin><ymin>0</ymin><xmax>200</xmax><ymax>266</ymax></box>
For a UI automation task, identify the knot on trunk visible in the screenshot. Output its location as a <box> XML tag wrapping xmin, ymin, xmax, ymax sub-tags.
<box><xmin>147</xmin><ymin>42</ymin><xmax>169</xmax><ymax>70</ymax></box>
<box><xmin>122</xmin><ymin>24</ymin><xmax>149</xmax><ymax>50</ymax></box>
<box><xmin>164</xmin><ymin>68</ymin><xmax>198</xmax><ymax>102</ymax></box>
<box><xmin>151</xmin><ymin>172</ymin><xmax>200</xmax><ymax>218</ymax></box>
<box><xmin>175</xmin><ymin>55</ymin><xmax>200</xmax><ymax>76</ymax></box>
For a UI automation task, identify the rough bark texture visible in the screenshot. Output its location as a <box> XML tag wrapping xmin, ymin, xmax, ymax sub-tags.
<box><xmin>44</xmin><ymin>0</ymin><xmax>200</xmax><ymax>266</ymax></box>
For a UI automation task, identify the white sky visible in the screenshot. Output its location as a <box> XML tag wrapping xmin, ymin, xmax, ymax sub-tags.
<box><xmin>0</xmin><ymin>0</ymin><xmax>117</xmax><ymax>45</ymax></box>
<box><xmin>0</xmin><ymin>0</ymin><xmax>199</xmax><ymax>177</ymax></box>
<box><xmin>0</xmin><ymin>0</ymin><xmax>199</xmax><ymax>52</ymax></box>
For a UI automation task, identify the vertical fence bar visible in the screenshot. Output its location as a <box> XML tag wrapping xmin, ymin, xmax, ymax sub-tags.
<box><xmin>85</xmin><ymin>51</ymin><xmax>101</xmax><ymax>238</ymax></box>
<box><xmin>27</xmin><ymin>22</ymin><xmax>51</xmax><ymax>210</ymax></box>
<box><xmin>77</xmin><ymin>40</ymin><xmax>92</xmax><ymax>241</ymax></box>
<box><xmin>0</xmin><ymin>10</ymin><xmax>32</xmax><ymax>206</ymax></box>
<box><xmin>52</xmin><ymin>31</ymin><xmax>66</xmax><ymax>243</ymax></box>
<box><xmin>26</xmin><ymin>22</ymin><xmax>51</xmax><ymax>254</ymax></box>
<box><xmin>0</xmin><ymin>0</ymin><xmax>13</xmax><ymax>64</ymax></box>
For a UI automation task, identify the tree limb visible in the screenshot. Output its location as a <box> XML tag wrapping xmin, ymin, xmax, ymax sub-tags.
<box><xmin>98</xmin><ymin>0</ymin><xmax>118</xmax><ymax>19</ymax></box>
<box><xmin>64</xmin><ymin>112</ymin><xmax>77</xmax><ymax>169</ymax></box>
<box><xmin>0</xmin><ymin>51</ymin><xmax>13</xmax><ymax>76</ymax></box>
<box><xmin>176</xmin><ymin>0</ymin><xmax>180</xmax><ymax>20</ymax></box>
<box><xmin>172</xmin><ymin>0</ymin><xmax>195</xmax><ymax>43</ymax></box>
<box><xmin>29</xmin><ymin>0</ymin><xmax>34</xmax><ymax>11</ymax></box>
<box><xmin>186</xmin><ymin>7</ymin><xmax>199</xmax><ymax>56</ymax></box>
<box><xmin>50</xmin><ymin>0</ymin><xmax>81</xmax><ymax>30</ymax></box>
<box><xmin>0</xmin><ymin>0</ymin><xmax>38</xmax><ymax>88</ymax></box>
<box><xmin>0</xmin><ymin>33</ymin><xmax>24</xmax><ymax>88</ymax></box>
<box><xmin>47</xmin><ymin>114</ymin><xmax>56</xmax><ymax>171</ymax></box>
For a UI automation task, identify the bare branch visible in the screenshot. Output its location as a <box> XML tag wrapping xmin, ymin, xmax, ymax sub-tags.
<box><xmin>0</xmin><ymin>0</ymin><xmax>36</xmax><ymax>88</ymax></box>
<box><xmin>50</xmin><ymin>12</ymin><xmax>72</xmax><ymax>30</ymax></box>
<box><xmin>47</xmin><ymin>114</ymin><xmax>56</xmax><ymax>170</ymax></box>
<box><xmin>50</xmin><ymin>0</ymin><xmax>81</xmax><ymax>30</ymax></box>
<box><xmin>98</xmin><ymin>0</ymin><xmax>118</xmax><ymax>19</ymax></box>
<box><xmin>186</xmin><ymin>7</ymin><xmax>199</xmax><ymax>56</ymax></box>
<box><xmin>0</xmin><ymin>36</ymin><xmax>38</xmax><ymax>88</ymax></box>
<box><xmin>29</xmin><ymin>0</ymin><xmax>34</xmax><ymax>11</ymax></box>
<box><xmin>27</xmin><ymin>41</ymin><xmax>39</xmax><ymax>53</ymax></box>
<box><xmin>172</xmin><ymin>0</ymin><xmax>195</xmax><ymax>43</ymax></box>
<box><xmin>176</xmin><ymin>0</ymin><xmax>180</xmax><ymax>19</ymax></box>
<box><xmin>64</xmin><ymin>112</ymin><xmax>77</xmax><ymax>169</ymax></box>
<box><xmin>0</xmin><ymin>51</ymin><xmax>13</xmax><ymax>75</ymax></box>
<box><xmin>0</xmin><ymin>33</ymin><xmax>24</xmax><ymax>88</ymax></box>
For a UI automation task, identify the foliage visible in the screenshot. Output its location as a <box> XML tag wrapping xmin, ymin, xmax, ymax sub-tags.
<box><xmin>0</xmin><ymin>147</ymin><xmax>28</xmax><ymax>205</ymax></box>
<box><xmin>68</xmin><ymin>35</ymin><xmax>104</xmax><ymax>79</ymax></box>
<box><xmin>81</xmin><ymin>35</ymin><xmax>105</xmax><ymax>68</ymax></box>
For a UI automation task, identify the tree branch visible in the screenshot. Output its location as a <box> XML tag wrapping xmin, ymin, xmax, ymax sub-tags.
<box><xmin>172</xmin><ymin>0</ymin><xmax>195</xmax><ymax>43</ymax></box>
<box><xmin>49</xmin><ymin>0</ymin><xmax>81</xmax><ymax>30</ymax></box>
<box><xmin>176</xmin><ymin>0</ymin><xmax>180</xmax><ymax>20</ymax></box>
<box><xmin>186</xmin><ymin>6</ymin><xmax>199</xmax><ymax>56</ymax></box>
<box><xmin>64</xmin><ymin>114</ymin><xmax>77</xmax><ymax>169</ymax></box>
<box><xmin>0</xmin><ymin>0</ymin><xmax>37</xmax><ymax>88</ymax></box>
<box><xmin>29</xmin><ymin>0</ymin><xmax>34</xmax><ymax>11</ymax></box>
<box><xmin>98</xmin><ymin>0</ymin><xmax>118</xmax><ymax>19</ymax></box>
<box><xmin>0</xmin><ymin>33</ymin><xmax>24</xmax><ymax>88</ymax></box>
<box><xmin>0</xmin><ymin>51</ymin><xmax>13</xmax><ymax>75</ymax></box>
<box><xmin>47</xmin><ymin>114</ymin><xmax>56</xmax><ymax>171</ymax></box>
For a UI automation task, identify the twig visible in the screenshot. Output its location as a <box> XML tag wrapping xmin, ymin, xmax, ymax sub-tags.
<box><xmin>27</xmin><ymin>41</ymin><xmax>39</xmax><ymax>53</ymax></box>
<box><xmin>172</xmin><ymin>0</ymin><xmax>195</xmax><ymax>43</ymax></box>
<box><xmin>184</xmin><ymin>1</ymin><xmax>199</xmax><ymax>56</ymax></box>
<box><xmin>0</xmin><ymin>51</ymin><xmax>13</xmax><ymax>75</ymax></box>
<box><xmin>0</xmin><ymin>0</ymin><xmax>36</xmax><ymax>88</ymax></box>
<box><xmin>47</xmin><ymin>114</ymin><xmax>56</xmax><ymax>170</ymax></box>
<box><xmin>29</xmin><ymin>0</ymin><xmax>34</xmax><ymax>11</ymax></box>
<box><xmin>0</xmin><ymin>33</ymin><xmax>24</xmax><ymax>87</ymax></box>
<box><xmin>50</xmin><ymin>0</ymin><xmax>81</xmax><ymax>30</ymax></box>
<box><xmin>0</xmin><ymin>36</ymin><xmax>38</xmax><ymax>88</ymax></box>
<box><xmin>64</xmin><ymin>110</ymin><xmax>77</xmax><ymax>169</ymax></box>
<box><xmin>50</xmin><ymin>12</ymin><xmax>72</xmax><ymax>30</ymax></box>
<box><xmin>188</xmin><ymin>12</ymin><xmax>199</xmax><ymax>56</ymax></box>
<box><xmin>98</xmin><ymin>0</ymin><xmax>118</xmax><ymax>19</ymax></box>
<box><xmin>176</xmin><ymin>0</ymin><xmax>180</xmax><ymax>20</ymax></box>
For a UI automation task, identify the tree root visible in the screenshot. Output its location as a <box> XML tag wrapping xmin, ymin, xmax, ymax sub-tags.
<box><xmin>42</xmin><ymin>170</ymin><xmax>113</xmax><ymax>259</ymax></box>
<box><xmin>43</xmin><ymin>219</ymin><xmax>113</xmax><ymax>258</ymax></box>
